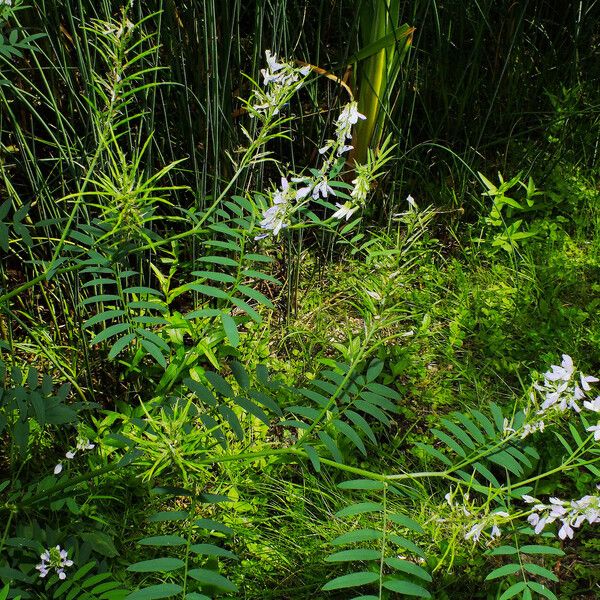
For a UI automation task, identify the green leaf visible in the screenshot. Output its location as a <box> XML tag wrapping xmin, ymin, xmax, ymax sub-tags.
<box><xmin>325</xmin><ymin>549</ymin><xmax>381</xmax><ymax>562</ymax></box>
<box><xmin>345</xmin><ymin>410</ymin><xmax>377</xmax><ymax>444</ymax></box>
<box><xmin>221</xmin><ymin>313</ymin><xmax>239</xmax><ymax>347</ymax></box>
<box><xmin>83</xmin><ymin>309</ymin><xmax>126</xmax><ymax>329</ymax></box>
<box><xmin>485</xmin><ymin>563</ymin><xmax>521</xmax><ymax>580</ymax></box>
<box><xmin>140</xmin><ymin>339</ymin><xmax>167</xmax><ymax>368</ymax></box>
<box><xmin>384</xmin><ymin>558</ymin><xmax>431</xmax><ymax>581</ymax></box>
<box><xmin>138</xmin><ymin>535</ymin><xmax>187</xmax><ymax>546</ymax></box>
<box><xmin>499</xmin><ymin>581</ymin><xmax>528</xmax><ymax>600</ymax></box>
<box><xmin>107</xmin><ymin>332</ymin><xmax>136</xmax><ymax>360</ymax></box>
<box><xmin>127</xmin><ymin>558</ymin><xmax>185</xmax><ymax>572</ymax></box>
<box><xmin>333</xmin><ymin>419</ymin><xmax>367</xmax><ymax>456</ymax></box>
<box><xmin>336</xmin><ymin>502</ymin><xmax>383</xmax><ymax>518</ymax></box>
<box><xmin>189</xmin><ymin>544</ymin><xmax>236</xmax><ymax>559</ymax></box>
<box><xmin>318</xmin><ymin>430</ymin><xmax>344</xmax><ymax>463</ymax></box>
<box><xmin>520</xmin><ymin>545</ymin><xmax>564</xmax><ymax>556</ymax></box>
<box><xmin>387</xmin><ymin>513</ymin><xmax>423</xmax><ymax>533</ymax></box>
<box><xmin>430</xmin><ymin>428</ymin><xmax>466</xmax><ymax>457</ymax></box>
<box><xmin>322</xmin><ymin>572</ymin><xmax>379</xmax><ymax>591</ymax></box>
<box><xmin>382</xmin><ymin>578</ymin><xmax>431</xmax><ymax>598</ymax></box>
<box><xmin>522</xmin><ymin>563</ymin><xmax>559</xmax><ymax>582</ymax></box>
<box><xmin>388</xmin><ymin>534</ymin><xmax>426</xmax><ymax>558</ymax></box>
<box><xmin>237</xmin><ymin>284</ymin><xmax>274</xmax><ymax>308</ymax></box>
<box><xmin>147</xmin><ymin>511</ymin><xmax>189</xmax><ymax>522</ymax></box>
<box><xmin>414</xmin><ymin>443</ymin><xmax>452</xmax><ymax>466</ymax></box>
<box><xmin>205</xmin><ymin>371</ymin><xmax>234</xmax><ymax>397</ymax></box>
<box><xmin>187</xmin><ymin>568</ymin><xmax>238</xmax><ymax>592</ymax></box>
<box><xmin>331</xmin><ymin>529</ymin><xmax>382</xmax><ymax>546</ymax></box>
<box><xmin>526</xmin><ymin>581</ymin><xmax>558</xmax><ymax>600</ymax></box>
<box><xmin>90</xmin><ymin>323</ymin><xmax>131</xmax><ymax>345</ymax></box>
<box><xmin>196</xmin><ymin>255</ymin><xmax>239</xmax><ymax>267</ymax></box>
<box><xmin>487</xmin><ymin>545</ymin><xmax>518</xmax><ymax>556</ymax></box>
<box><xmin>303</xmin><ymin>444</ymin><xmax>321</xmax><ymax>472</ymax></box>
<box><xmin>125</xmin><ymin>584</ymin><xmax>183</xmax><ymax>599</ymax></box>
<box><xmin>487</xmin><ymin>450</ymin><xmax>523</xmax><ymax>476</ymax></box>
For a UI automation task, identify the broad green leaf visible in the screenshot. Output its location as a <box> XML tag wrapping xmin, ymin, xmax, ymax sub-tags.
<box><xmin>127</xmin><ymin>558</ymin><xmax>185</xmax><ymax>572</ymax></box>
<box><xmin>90</xmin><ymin>323</ymin><xmax>131</xmax><ymax>345</ymax></box>
<box><xmin>414</xmin><ymin>443</ymin><xmax>452</xmax><ymax>466</ymax></box>
<box><xmin>520</xmin><ymin>545</ymin><xmax>564</xmax><ymax>556</ymax></box>
<box><xmin>388</xmin><ymin>534</ymin><xmax>426</xmax><ymax>558</ymax></box>
<box><xmin>487</xmin><ymin>545</ymin><xmax>518</xmax><ymax>556</ymax></box>
<box><xmin>336</xmin><ymin>502</ymin><xmax>383</xmax><ymax>518</ymax></box>
<box><xmin>322</xmin><ymin>572</ymin><xmax>379</xmax><ymax>591</ymax></box>
<box><xmin>522</xmin><ymin>563</ymin><xmax>558</xmax><ymax>581</ymax></box>
<box><xmin>440</xmin><ymin>419</ymin><xmax>475</xmax><ymax>449</ymax></box>
<box><xmin>303</xmin><ymin>444</ymin><xmax>321</xmax><ymax>472</ymax></box>
<box><xmin>80</xmin><ymin>531</ymin><xmax>118</xmax><ymax>557</ymax></box>
<box><xmin>430</xmin><ymin>428</ymin><xmax>466</xmax><ymax>457</ymax></box>
<box><xmin>187</xmin><ymin>568</ymin><xmax>238</xmax><ymax>592</ymax></box>
<box><xmin>333</xmin><ymin>419</ymin><xmax>367</xmax><ymax>456</ymax></box>
<box><xmin>205</xmin><ymin>371</ymin><xmax>234</xmax><ymax>397</ymax></box>
<box><xmin>221</xmin><ymin>313</ymin><xmax>239</xmax><ymax>347</ymax></box>
<box><xmin>499</xmin><ymin>581</ymin><xmax>528</xmax><ymax>599</ymax></box>
<box><xmin>345</xmin><ymin>410</ymin><xmax>377</xmax><ymax>444</ymax></box>
<box><xmin>485</xmin><ymin>563</ymin><xmax>521</xmax><ymax>580</ymax></box>
<box><xmin>125</xmin><ymin>583</ymin><xmax>183</xmax><ymax>599</ymax></box>
<box><xmin>331</xmin><ymin>529</ymin><xmax>383</xmax><ymax>546</ymax></box>
<box><xmin>108</xmin><ymin>332</ymin><xmax>136</xmax><ymax>360</ymax></box>
<box><xmin>382</xmin><ymin>578</ymin><xmax>431</xmax><ymax>598</ymax></box>
<box><xmin>189</xmin><ymin>544</ymin><xmax>236</xmax><ymax>559</ymax></box>
<box><xmin>318</xmin><ymin>430</ymin><xmax>344</xmax><ymax>463</ymax></box>
<box><xmin>325</xmin><ymin>549</ymin><xmax>381</xmax><ymax>562</ymax></box>
<box><xmin>526</xmin><ymin>581</ymin><xmax>558</xmax><ymax>599</ymax></box>
<box><xmin>140</xmin><ymin>339</ymin><xmax>167</xmax><ymax>368</ymax></box>
<box><xmin>138</xmin><ymin>535</ymin><xmax>186</xmax><ymax>547</ymax></box>
<box><xmin>83</xmin><ymin>310</ymin><xmax>126</xmax><ymax>329</ymax></box>
<box><xmin>384</xmin><ymin>558</ymin><xmax>431</xmax><ymax>581</ymax></box>
<box><xmin>148</xmin><ymin>511</ymin><xmax>189</xmax><ymax>522</ymax></box>
<box><xmin>488</xmin><ymin>450</ymin><xmax>523</xmax><ymax>476</ymax></box>
<box><xmin>387</xmin><ymin>513</ymin><xmax>423</xmax><ymax>533</ymax></box>
<box><xmin>470</xmin><ymin>409</ymin><xmax>496</xmax><ymax>437</ymax></box>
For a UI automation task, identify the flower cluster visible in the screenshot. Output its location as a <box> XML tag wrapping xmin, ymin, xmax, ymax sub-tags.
<box><xmin>444</xmin><ymin>489</ymin><xmax>508</xmax><ymax>543</ymax></box>
<box><xmin>503</xmin><ymin>354</ymin><xmax>599</xmax><ymax>440</ymax></box>
<box><xmin>54</xmin><ymin>436</ymin><xmax>95</xmax><ymax>475</ymax></box>
<box><xmin>36</xmin><ymin>546</ymin><xmax>73</xmax><ymax>580</ymax></box>
<box><xmin>523</xmin><ymin>491</ymin><xmax>600</xmax><ymax>540</ymax></box>
<box><xmin>251</xmin><ymin>50</ymin><xmax>310</xmax><ymax>116</ymax></box>
<box><xmin>534</xmin><ymin>354</ymin><xmax>598</xmax><ymax>414</ymax></box>
<box><xmin>319</xmin><ymin>101</ymin><xmax>366</xmax><ymax>158</ymax></box>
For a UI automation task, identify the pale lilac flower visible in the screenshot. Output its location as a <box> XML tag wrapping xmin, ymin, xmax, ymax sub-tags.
<box><xmin>544</xmin><ymin>354</ymin><xmax>575</xmax><ymax>382</ymax></box>
<box><xmin>331</xmin><ymin>202</ymin><xmax>358</xmax><ymax>221</ymax></box>
<box><xmin>256</xmin><ymin>177</ymin><xmax>291</xmax><ymax>239</ymax></box>
<box><xmin>36</xmin><ymin>546</ymin><xmax>73</xmax><ymax>580</ymax></box>
<box><xmin>584</xmin><ymin>397</ymin><xmax>600</xmax><ymax>412</ymax></box>
<box><xmin>580</xmin><ymin>373</ymin><xmax>599</xmax><ymax>392</ymax></box>
<box><xmin>524</xmin><ymin>493</ymin><xmax>600</xmax><ymax>539</ymax></box>
<box><xmin>587</xmin><ymin>423</ymin><xmax>600</xmax><ymax>441</ymax></box>
<box><xmin>312</xmin><ymin>177</ymin><xmax>335</xmax><ymax>199</ymax></box>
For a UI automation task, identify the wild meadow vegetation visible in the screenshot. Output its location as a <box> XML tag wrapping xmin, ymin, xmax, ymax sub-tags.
<box><xmin>1</xmin><ymin>1</ymin><xmax>600</xmax><ymax>598</ymax></box>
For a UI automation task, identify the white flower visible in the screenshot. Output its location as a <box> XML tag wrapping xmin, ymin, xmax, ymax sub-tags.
<box><xmin>54</xmin><ymin>463</ymin><xmax>63</xmax><ymax>475</ymax></box>
<box><xmin>465</xmin><ymin>521</ymin><xmax>485</xmax><ymax>542</ymax></box>
<box><xmin>331</xmin><ymin>202</ymin><xmax>358</xmax><ymax>221</ymax></box>
<box><xmin>256</xmin><ymin>177</ymin><xmax>291</xmax><ymax>239</ymax></box>
<box><xmin>580</xmin><ymin>373</ymin><xmax>599</xmax><ymax>392</ymax></box>
<box><xmin>312</xmin><ymin>177</ymin><xmax>335</xmax><ymax>199</ymax></box>
<box><xmin>544</xmin><ymin>354</ymin><xmax>575</xmax><ymax>382</ymax></box>
<box><xmin>584</xmin><ymin>397</ymin><xmax>600</xmax><ymax>412</ymax></box>
<box><xmin>587</xmin><ymin>423</ymin><xmax>600</xmax><ymax>441</ymax></box>
<box><xmin>65</xmin><ymin>451</ymin><xmax>76</xmax><ymax>459</ymax></box>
